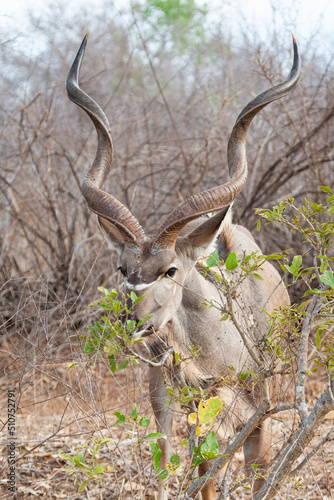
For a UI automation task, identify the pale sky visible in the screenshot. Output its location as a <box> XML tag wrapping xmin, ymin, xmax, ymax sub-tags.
<box><xmin>1</xmin><ymin>0</ymin><xmax>334</xmax><ymax>56</ymax></box>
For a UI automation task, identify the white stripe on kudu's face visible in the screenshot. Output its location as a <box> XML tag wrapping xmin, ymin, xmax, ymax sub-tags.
<box><xmin>125</xmin><ymin>280</ymin><xmax>158</xmax><ymax>291</ymax></box>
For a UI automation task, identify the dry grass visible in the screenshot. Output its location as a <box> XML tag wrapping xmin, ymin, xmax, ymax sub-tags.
<box><xmin>1</xmin><ymin>341</ymin><xmax>334</xmax><ymax>499</ymax></box>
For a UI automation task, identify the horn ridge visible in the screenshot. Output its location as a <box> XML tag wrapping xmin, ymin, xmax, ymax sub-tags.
<box><xmin>66</xmin><ymin>33</ymin><xmax>146</xmax><ymax>248</ymax></box>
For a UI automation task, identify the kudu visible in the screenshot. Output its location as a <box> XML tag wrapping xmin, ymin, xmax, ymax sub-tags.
<box><xmin>66</xmin><ymin>34</ymin><xmax>300</xmax><ymax>499</ymax></box>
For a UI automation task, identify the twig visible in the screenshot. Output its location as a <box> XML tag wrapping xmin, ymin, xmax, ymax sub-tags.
<box><xmin>290</xmin><ymin>424</ymin><xmax>334</xmax><ymax>475</ymax></box>
<box><xmin>126</xmin><ymin>344</ymin><xmax>174</xmax><ymax>367</ymax></box>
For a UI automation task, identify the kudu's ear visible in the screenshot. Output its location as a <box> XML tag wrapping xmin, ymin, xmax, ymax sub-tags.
<box><xmin>98</xmin><ymin>216</ymin><xmax>126</xmax><ymax>254</ymax></box>
<box><xmin>185</xmin><ymin>207</ymin><xmax>231</xmax><ymax>256</ymax></box>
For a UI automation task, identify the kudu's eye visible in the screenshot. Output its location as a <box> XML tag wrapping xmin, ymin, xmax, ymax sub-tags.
<box><xmin>165</xmin><ymin>267</ymin><xmax>177</xmax><ymax>278</ymax></box>
<box><xmin>117</xmin><ymin>266</ymin><xmax>127</xmax><ymax>277</ymax></box>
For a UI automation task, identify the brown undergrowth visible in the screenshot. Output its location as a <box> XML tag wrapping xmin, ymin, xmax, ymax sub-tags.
<box><xmin>1</xmin><ymin>337</ymin><xmax>334</xmax><ymax>499</ymax></box>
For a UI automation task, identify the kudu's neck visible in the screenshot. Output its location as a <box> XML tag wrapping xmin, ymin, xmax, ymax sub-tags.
<box><xmin>170</xmin><ymin>264</ymin><xmax>224</xmax><ymax>341</ymax></box>
<box><xmin>163</xmin><ymin>264</ymin><xmax>249</xmax><ymax>384</ymax></box>
<box><xmin>182</xmin><ymin>264</ymin><xmax>221</xmax><ymax>310</ymax></box>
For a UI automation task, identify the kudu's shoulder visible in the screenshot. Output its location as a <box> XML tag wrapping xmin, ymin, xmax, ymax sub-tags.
<box><xmin>217</xmin><ymin>217</ymin><xmax>290</xmax><ymax>311</ymax></box>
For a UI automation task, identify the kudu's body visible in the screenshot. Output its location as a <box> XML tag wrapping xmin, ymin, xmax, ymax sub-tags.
<box><xmin>66</xmin><ymin>34</ymin><xmax>300</xmax><ymax>499</ymax></box>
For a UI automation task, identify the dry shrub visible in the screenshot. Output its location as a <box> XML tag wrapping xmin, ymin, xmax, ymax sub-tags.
<box><xmin>1</xmin><ymin>2</ymin><xmax>334</xmax><ymax>498</ymax></box>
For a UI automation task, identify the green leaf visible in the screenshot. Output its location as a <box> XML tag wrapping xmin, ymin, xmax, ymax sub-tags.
<box><xmin>225</xmin><ymin>252</ymin><xmax>238</xmax><ymax>271</ymax></box>
<box><xmin>137</xmin><ymin>314</ymin><xmax>153</xmax><ymax>327</ymax></box>
<box><xmin>158</xmin><ymin>469</ymin><xmax>168</xmax><ymax>480</ymax></box>
<box><xmin>204</xmin><ymin>432</ymin><xmax>219</xmax><ymax>454</ymax></box>
<box><xmin>139</xmin><ymin>416</ymin><xmax>151</xmax><ymax>427</ymax></box>
<box><xmin>82</xmin><ymin>342</ymin><xmax>95</xmax><ymax>354</ymax></box>
<box><xmin>311</xmin><ymin>203</ymin><xmax>325</xmax><ymax>212</ymax></box>
<box><xmin>153</xmin><ymin>448</ymin><xmax>162</xmax><ymax>472</ymax></box>
<box><xmin>99</xmin><ymin>439</ymin><xmax>114</xmax><ymax>445</ymax></box>
<box><xmin>92</xmin><ymin>466</ymin><xmax>106</xmax><ymax>475</ymax></box>
<box><xmin>316</xmin><ymin>329</ymin><xmax>323</xmax><ymax>350</ymax></box>
<box><xmin>131</xmin><ymin>404</ymin><xmax>138</xmax><ymax>421</ymax></box>
<box><xmin>130</xmin><ymin>291</ymin><xmax>138</xmax><ymax>302</ymax></box>
<box><xmin>220</xmin><ymin>314</ymin><xmax>229</xmax><ymax>321</ymax></box>
<box><xmin>150</xmin><ymin>442</ymin><xmax>162</xmax><ymax>472</ymax></box>
<box><xmin>149</xmin><ymin>442</ymin><xmax>158</xmax><ymax>454</ymax></box>
<box><xmin>328</xmin><ymin>204</ymin><xmax>334</xmax><ymax>214</ymax></box>
<box><xmin>144</xmin><ymin>432</ymin><xmax>166</xmax><ymax>441</ymax></box>
<box><xmin>320</xmin><ymin>271</ymin><xmax>334</xmax><ymax>290</ymax></box>
<box><xmin>108</xmin><ymin>354</ymin><xmax>116</xmax><ymax>373</ymax></box>
<box><xmin>114</xmin><ymin>412</ymin><xmax>126</xmax><ymax>426</ymax></box>
<box><xmin>170</xmin><ymin>454</ymin><xmax>180</xmax><ymax>465</ymax></box>
<box><xmin>320</xmin><ymin>261</ymin><xmax>328</xmax><ymax>273</ymax></box>
<box><xmin>78</xmin><ymin>480</ymin><xmax>87</xmax><ymax>493</ymax></box>
<box><xmin>79</xmin><ymin>462</ymin><xmax>93</xmax><ymax>472</ymax></box>
<box><xmin>67</xmin><ymin>362</ymin><xmax>78</xmax><ymax>371</ymax></box>
<box><xmin>117</xmin><ymin>360</ymin><xmax>129</xmax><ymax>371</ymax></box>
<box><xmin>206</xmin><ymin>253</ymin><xmax>219</xmax><ymax>268</ymax></box>
<box><xmin>304</xmin><ymin>289</ymin><xmax>319</xmax><ymax>296</ymax></box>
<box><xmin>239</xmin><ymin>372</ymin><xmax>249</xmax><ymax>381</ymax></box>
<box><xmin>285</xmin><ymin>264</ymin><xmax>298</xmax><ymax>276</ymax></box>
<box><xmin>265</xmin><ymin>254</ymin><xmax>283</xmax><ymax>261</ymax></box>
<box><xmin>257</xmin><ymin>219</ymin><xmax>261</xmax><ymax>232</ymax></box>
<box><xmin>126</xmin><ymin>320</ymin><xmax>136</xmax><ymax>332</ymax></box>
<box><xmin>59</xmin><ymin>451</ymin><xmax>75</xmax><ymax>464</ymax></box>
<box><xmin>198</xmin><ymin>397</ymin><xmax>223</xmax><ymax>424</ymax></box>
<box><xmin>168</xmin><ymin>454</ymin><xmax>181</xmax><ymax>472</ymax></box>
<box><xmin>253</xmin><ymin>273</ymin><xmax>263</xmax><ymax>281</ymax></box>
<box><xmin>319</xmin><ymin>186</ymin><xmax>332</xmax><ymax>194</ymax></box>
<box><xmin>200</xmin><ymin>431</ymin><xmax>220</xmax><ymax>460</ymax></box>
<box><xmin>280</xmin><ymin>263</ymin><xmax>287</xmax><ymax>273</ymax></box>
<box><xmin>292</xmin><ymin>255</ymin><xmax>302</xmax><ymax>269</ymax></box>
<box><xmin>174</xmin><ymin>352</ymin><xmax>180</xmax><ymax>365</ymax></box>
<box><xmin>75</xmin><ymin>452</ymin><xmax>85</xmax><ymax>464</ymax></box>
<box><xmin>259</xmin><ymin>307</ymin><xmax>271</xmax><ymax>317</ymax></box>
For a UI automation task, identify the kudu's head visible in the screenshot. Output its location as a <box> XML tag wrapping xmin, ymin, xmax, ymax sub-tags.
<box><xmin>66</xmin><ymin>34</ymin><xmax>300</xmax><ymax>337</ymax></box>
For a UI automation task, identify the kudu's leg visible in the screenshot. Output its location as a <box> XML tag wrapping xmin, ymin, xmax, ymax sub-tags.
<box><xmin>198</xmin><ymin>460</ymin><xmax>218</xmax><ymax>500</ymax></box>
<box><xmin>197</xmin><ymin>458</ymin><xmax>229</xmax><ymax>500</ymax></box>
<box><xmin>243</xmin><ymin>419</ymin><xmax>271</xmax><ymax>495</ymax></box>
<box><xmin>149</xmin><ymin>366</ymin><xmax>174</xmax><ymax>500</ymax></box>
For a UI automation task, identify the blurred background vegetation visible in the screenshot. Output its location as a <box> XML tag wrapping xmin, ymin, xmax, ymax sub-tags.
<box><xmin>1</xmin><ymin>0</ymin><xmax>333</xmax><ymax>338</ymax></box>
<box><xmin>0</xmin><ymin>0</ymin><xmax>333</xmax><ymax>497</ymax></box>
